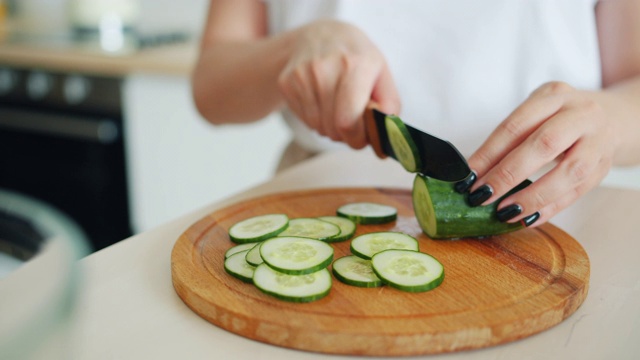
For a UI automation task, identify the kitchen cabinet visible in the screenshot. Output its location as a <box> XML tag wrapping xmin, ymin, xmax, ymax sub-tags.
<box><xmin>0</xmin><ymin>39</ymin><xmax>291</xmax><ymax>241</ymax></box>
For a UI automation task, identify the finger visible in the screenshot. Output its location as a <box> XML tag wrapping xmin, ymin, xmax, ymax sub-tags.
<box><xmin>333</xmin><ymin>59</ymin><xmax>378</xmax><ymax>149</ymax></box>
<box><xmin>294</xmin><ymin>67</ymin><xmax>323</xmax><ymax>135</ymax></box>
<box><xmin>469</xmin><ymin>109</ymin><xmax>585</xmax><ymax>207</ymax></box>
<box><xmin>468</xmin><ymin>84</ymin><xmax>568</xmax><ymax>179</ymax></box>
<box><xmin>371</xmin><ymin>63</ymin><xmax>401</xmax><ymax>115</ymax></box>
<box><xmin>497</xmin><ymin>136</ymin><xmax>610</xmax><ymax>224</ymax></box>
<box><xmin>310</xmin><ymin>58</ymin><xmax>342</xmax><ymax>141</ymax></box>
<box><xmin>278</xmin><ymin>67</ymin><xmax>322</xmax><ymax>134</ymax></box>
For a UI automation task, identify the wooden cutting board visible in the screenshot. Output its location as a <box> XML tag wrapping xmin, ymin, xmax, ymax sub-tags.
<box><xmin>171</xmin><ymin>188</ymin><xmax>589</xmax><ymax>356</ymax></box>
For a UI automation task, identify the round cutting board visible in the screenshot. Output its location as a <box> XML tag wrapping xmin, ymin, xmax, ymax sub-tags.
<box><xmin>171</xmin><ymin>188</ymin><xmax>589</xmax><ymax>356</ymax></box>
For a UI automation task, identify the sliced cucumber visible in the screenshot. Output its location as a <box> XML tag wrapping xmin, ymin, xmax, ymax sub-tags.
<box><xmin>245</xmin><ymin>243</ymin><xmax>263</xmax><ymax>266</ymax></box>
<box><xmin>332</xmin><ymin>255</ymin><xmax>384</xmax><ymax>288</ymax></box>
<box><xmin>228</xmin><ymin>214</ymin><xmax>289</xmax><ymax>243</ymax></box>
<box><xmin>412</xmin><ymin>174</ymin><xmax>532</xmax><ymax>239</ymax></box>
<box><xmin>337</xmin><ymin>202</ymin><xmax>397</xmax><ymax>224</ymax></box>
<box><xmin>277</xmin><ymin>218</ymin><xmax>340</xmax><ymax>240</ymax></box>
<box><xmin>223</xmin><ymin>250</ymin><xmax>256</xmax><ymax>283</ymax></box>
<box><xmin>253</xmin><ymin>264</ymin><xmax>332</xmax><ymax>303</ymax></box>
<box><xmin>224</xmin><ymin>243</ymin><xmax>257</xmax><ymax>259</ymax></box>
<box><xmin>371</xmin><ymin>249</ymin><xmax>444</xmax><ymax>293</ymax></box>
<box><xmin>350</xmin><ymin>231</ymin><xmax>419</xmax><ymax>260</ymax></box>
<box><xmin>317</xmin><ymin>216</ymin><xmax>356</xmax><ymax>242</ymax></box>
<box><xmin>260</xmin><ymin>236</ymin><xmax>334</xmax><ymax>275</ymax></box>
<box><xmin>385</xmin><ymin>114</ymin><xmax>421</xmax><ymax>172</ymax></box>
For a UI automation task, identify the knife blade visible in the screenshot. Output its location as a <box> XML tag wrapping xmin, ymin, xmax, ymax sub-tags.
<box><xmin>364</xmin><ymin>103</ymin><xmax>472</xmax><ymax>182</ymax></box>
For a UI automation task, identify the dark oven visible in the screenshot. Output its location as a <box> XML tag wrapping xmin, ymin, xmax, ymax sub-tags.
<box><xmin>0</xmin><ymin>66</ymin><xmax>132</xmax><ymax>251</ymax></box>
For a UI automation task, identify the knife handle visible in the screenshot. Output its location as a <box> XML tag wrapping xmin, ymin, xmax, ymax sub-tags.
<box><xmin>363</xmin><ymin>101</ymin><xmax>387</xmax><ymax>159</ymax></box>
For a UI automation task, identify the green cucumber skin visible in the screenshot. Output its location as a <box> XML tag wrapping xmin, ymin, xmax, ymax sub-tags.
<box><xmin>336</xmin><ymin>212</ymin><xmax>397</xmax><ymax>225</ymax></box>
<box><xmin>413</xmin><ymin>175</ymin><xmax>532</xmax><ymax>239</ymax></box>
<box><xmin>373</xmin><ymin>268</ymin><xmax>444</xmax><ymax>293</ymax></box>
<box><xmin>331</xmin><ymin>268</ymin><xmax>385</xmax><ymax>288</ymax></box>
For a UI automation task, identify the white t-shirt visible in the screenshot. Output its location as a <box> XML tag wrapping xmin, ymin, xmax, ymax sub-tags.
<box><xmin>265</xmin><ymin>0</ymin><xmax>602</xmax><ymax>157</ymax></box>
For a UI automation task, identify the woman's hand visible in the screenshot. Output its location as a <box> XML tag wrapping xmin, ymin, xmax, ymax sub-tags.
<box><xmin>277</xmin><ymin>20</ymin><xmax>400</xmax><ymax>149</ymax></box>
<box><xmin>459</xmin><ymin>81</ymin><xmax>617</xmax><ymax>227</ymax></box>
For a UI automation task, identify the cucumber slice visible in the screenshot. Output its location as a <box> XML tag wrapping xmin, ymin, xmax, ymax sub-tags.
<box><xmin>371</xmin><ymin>249</ymin><xmax>444</xmax><ymax>293</ymax></box>
<box><xmin>228</xmin><ymin>214</ymin><xmax>289</xmax><ymax>243</ymax></box>
<box><xmin>412</xmin><ymin>174</ymin><xmax>532</xmax><ymax>239</ymax></box>
<box><xmin>253</xmin><ymin>264</ymin><xmax>332</xmax><ymax>303</ymax></box>
<box><xmin>337</xmin><ymin>202</ymin><xmax>397</xmax><ymax>224</ymax></box>
<box><xmin>350</xmin><ymin>231</ymin><xmax>419</xmax><ymax>260</ymax></box>
<box><xmin>260</xmin><ymin>236</ymin><xmax>334</xmax><ymax>275</ymax></box>
<box><xmin>245</xmin><ymin>243</ymin><xmax>263</xmax><ymax>266</ymax></box>
<box><xmin>332</xmin><ymin>255</ymin><xmax>384</xmax><ymax>288</ymax></box>
<box><xmin>277</xmin><ymin>218</ymin><xmax>340</xmax><ymax>240</ymax></box>
<box><xmin>223</xmin><ymin>250</ymin><xmax>256</xmax><ymax>283</ymax></box>
<box><xmin>224</xmin><ymin>243</ymin><xmax>258</xmax><ymax>259</ymax></box>
<box><xmin>317</xmin><ymin>216</ymin><xmax>356</xmax><ymax>242</ymax></box>
<box><xmin>385</xmin><ymin>114</ymin><xmax>421</xmax><ymax>172</ymax></box>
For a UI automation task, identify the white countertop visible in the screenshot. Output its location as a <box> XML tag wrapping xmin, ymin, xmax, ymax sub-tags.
<box><xmin>4</xmin><ymin>150</ymin><xmax>640</xmax><ymax>359</ymax></box>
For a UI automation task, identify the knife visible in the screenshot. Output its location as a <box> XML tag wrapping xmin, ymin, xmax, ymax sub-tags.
<box><xmin>363</xmin><ymin>103</ymin><xmax>472</xmax><ymax>182</ymax></box>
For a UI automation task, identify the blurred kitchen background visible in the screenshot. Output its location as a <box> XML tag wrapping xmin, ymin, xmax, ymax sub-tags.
<box><xmin>1</xmin><ymin>0</ymin><xmax>639</xmax><ymax>274</ymax></box>
<box><xmin>0</xmin><ymin>0</ymin><xmax>291</xmax><ymax>275</ymax></box>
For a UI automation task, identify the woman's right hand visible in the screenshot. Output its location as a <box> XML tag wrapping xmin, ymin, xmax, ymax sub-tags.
<box><xmin>278</xmin><ymin>20</ymin><xmax>401</xmax><ymax>149</ymax></box>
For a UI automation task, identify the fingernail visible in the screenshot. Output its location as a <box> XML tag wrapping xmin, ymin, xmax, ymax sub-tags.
<box><xmin>454</xmin><ymin>171</ymin><xmax>477</xmax><ymax>193</ymax></box>
<box><xmin>468</xmin><ymin>184</ymin><xmax>493</xmax><ymax>207</ymax></box>
<box><xmin>520</xmin><ymin>212</ymin><xmax>540</xmax><ymax>227</ymax></box>
<box><xmin>496</xmin><ymin>204</ymin><xmax>522</xmax><ymax>222</ymax></box>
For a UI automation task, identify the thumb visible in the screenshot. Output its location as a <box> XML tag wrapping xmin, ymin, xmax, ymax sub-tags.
<box><xmin>371</xmin><ymin>64</ymin><xmax>401</xmax><ymax>115</ymax></box>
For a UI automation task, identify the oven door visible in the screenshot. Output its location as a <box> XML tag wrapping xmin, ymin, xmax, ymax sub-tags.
<box><xmin>0</xmin><ymin>107</ymin><xmax>132</xmax><ymax>251</ymax></box>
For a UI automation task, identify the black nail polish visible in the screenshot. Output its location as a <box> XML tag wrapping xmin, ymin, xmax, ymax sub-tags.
<box><xmin>468</xmin><ymin>184</ymin><xmax>493</xmax><ymax>207</ymax></box>
<box><xmin>520</xmin><ymin>212</ymin><xmax>540</xmax><ymax>227</ymax></box>
<box><xmin>454</xmin><ymin>171</ymin><xmax>477</xmax><ymax>193</ymax></box>
<box><xmin>496</xmin><ymin>204</ymin><xmax>522</xmax><ymax>222</ymax></box>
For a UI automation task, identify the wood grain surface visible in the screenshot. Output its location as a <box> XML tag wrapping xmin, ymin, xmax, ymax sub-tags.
<box><xmin>171</xmin><ymin>188</ymin><xmax>590</xmax><ymax>356</ymax></box>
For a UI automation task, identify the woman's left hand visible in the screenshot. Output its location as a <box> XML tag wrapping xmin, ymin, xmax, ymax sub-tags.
<box><xmin>460</xmin><ymin>81</ymin><xmax>617</xmax><ymax>227</ymax></box>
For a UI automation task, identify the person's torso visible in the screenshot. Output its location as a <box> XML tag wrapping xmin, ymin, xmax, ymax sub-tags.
<box><xmin>266</xmin><ymin>0</ymin><xmax>602</xmax><ymax>157</ymax></box>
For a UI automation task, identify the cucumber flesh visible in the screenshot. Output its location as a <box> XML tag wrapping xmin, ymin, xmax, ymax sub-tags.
<box><xmin>317</xmin><ymin>216</ymin><xmax>356</xmax><ymax>242</ymax></box>
<box><xmin>223</xmin><ymin>250</ymin><xmax>256</xmax><ymax>283</ymax></box>
<box><xmin>253</xmin><ymin>264</ymin><xmax>332</xmax><ymax>303</ymax></box>
<box><xmin>412</xmin><ymin>174</ymin><xmax>531</xmax><ymax>239</ymax></box>
<box><xmin>277</xmin><ymin>218</ymin><xmax>340</xmax><ymax>240</ymax></box>
<box><xmin>224</xmin><ymin>243</ymin><xmax>258</xmax><ymax>259</ymax></box>
<box><xmin>260</xmin><ymin>236</ymin><xmax>334</xmax><ymax>275</ymax></box>
<box><xmin>350</xmin><ymin>231</ymin><xmax>419</xmax><ymax>260</ymax></box>
<box><xmin>245</xmin><ymin>243</ymin><xmax>263</xmax><ymax>266</ymax></box>
<box><xmin>332</xmin><ymin>255</ymin><xmax>383</xmax><ymax>288</ymax></box>
<box><xmin>337</xmin><ymin>202</ymin><xmax>397</xmax><ymax>224</ymax></box>
<box><xmin>371</xmin><ymin>249</ymin><xmax>444</xmax><ymax>293</ymax></box>
<box><xmin>228</xmin><ymin>214</ymin><xmax>289</xmax><ymax>243</ymax></box>
<box><xmin>385</xmin><ymin>114</ymin><xmax>421</xmax><ymax>173</ymax></box>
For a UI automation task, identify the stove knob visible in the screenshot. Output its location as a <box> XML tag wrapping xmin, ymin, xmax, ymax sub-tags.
<box><xmin>0</xmin><ymin>68</ymin><xmax>18</xmax><ymax>96</ymax></box>
<box><xmin>26</xmin><ymin>71</ymin><xmax>53</xmax><ymax>100</ymax></box>
<box><xmin>64</xmin><ymin>75</ymin><xmax>92</xmax><ymax>105</ymax></box>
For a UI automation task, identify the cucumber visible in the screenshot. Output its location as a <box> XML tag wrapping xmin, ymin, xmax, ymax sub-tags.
<box><xmin>260</xmin><ymin>236</ymin><xmax>334</xmax><ymax>275</ymax></box>
<box><xmin>253</xmin><ymin>264</ymin><xmax>332</xmax><ymax>303</ymax></box>
<box><xmin>350</xmin><ymin>231</ymin><xmax>419</xmax><ymax>260</ymax></box>
<box><xmin>337</xmin><ymin>202</ymin><xmax>397</xmax><ymax>224</ymax></box>
<box><xmin>412</xmin><ymin>174</ymin><xmax>532</xmax><ymax>239</ymax></box>
<box><xmin>228</xmin><ymin>214</ymin><xmax>289</xmax><ymax>243</ymax></box>
<box><xmin>317</xmin><ymin>216</ymin><xmax>356</xmax><ymax>242</ymax></box>
<box><xmin>223</xmin><ymin>250</ymin><xmax>256</xmax><ymax>283</ymax></box>
<box><xmin>385</xmin><ymin>114</ymin><xmax>421</xmax><ymax>172</ymax></box>
<box><xmin>332</xmin><ymin>255</ymin><xmax>384</xmax><ymax>288</ymax></box>
<box><xmin>371</xmin><ymin>249</ymin><xmax>444</xmax><ymax>293</ymax></box>
<box><xmin>245</xmin><ymin>243</ymin><xmax>263</xmax><ymax>266</ymax></box>
<box><xmin>224</xmin><ymin>243</ymin><xmax>257</xmax><ymax>259</ymax></box>
<box><xmin>277</xmin><ymin>218</ymin><xmax>340</xmax><ymax>240</ymax></box>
